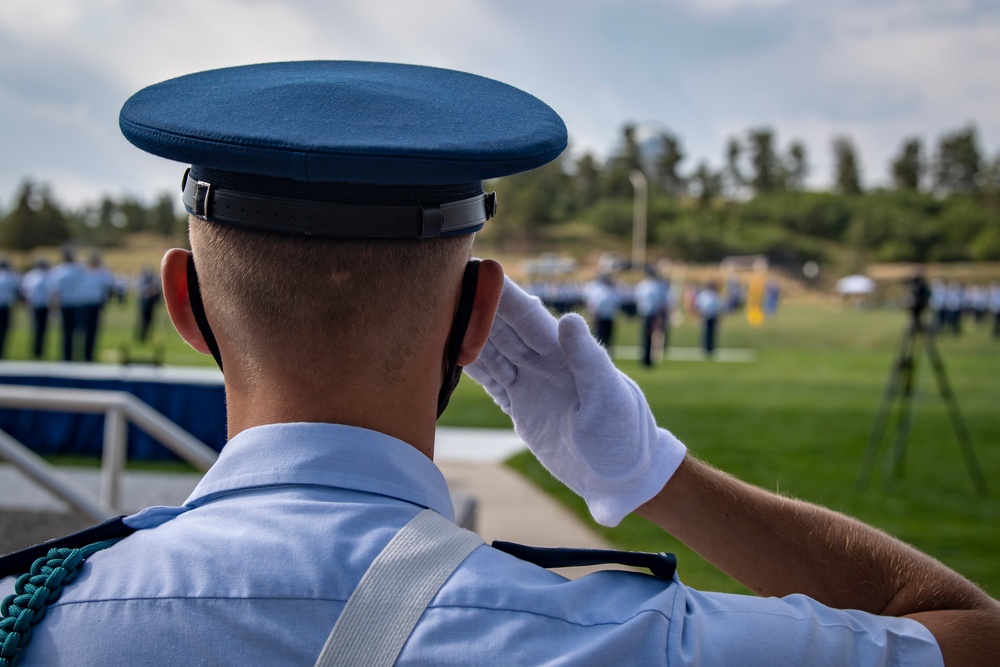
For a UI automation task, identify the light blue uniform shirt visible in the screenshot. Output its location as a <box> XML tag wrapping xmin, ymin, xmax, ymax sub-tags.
<box><xmin>585</xmin><ymin>281</ymin><xmax>621</xmax><ymax>319</ymax></box>
<box><xmin>75</xmin><ymin>267</ymin><xmax>115</xmax><ymax>306</ymax></box>
<box><xmin>19</xmin><ymin>268</ymin><xmax>51</xmax><ymax>308</ymax></box>
<box><xmin>0</xmin><ymin>269</ymin><xmax>20</xmax><ymax>306</ymax></box>
<box><xmin>635</xmin><ymin>277</ymin><xmax>668</xmax><ymax>317</ymax></box>
<box><xmin>696</xmin><ymin>288</ymin><xmax>723</xmax><ymax>319</ymax></box>
<box><xmin>49</xmin><ymin>262</ymin><xmax>86</xmax><ymax>307</ymax></box>
<box><xmin>1</xmin><ymin>423</ymin><xmax>941</xmax><ymax>666</ymax></box>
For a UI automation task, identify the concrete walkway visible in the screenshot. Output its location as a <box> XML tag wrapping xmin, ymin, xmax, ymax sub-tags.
<box><xmin>1</xmin><ymin>428</ymin><xmax>614</xmax><ymax>577</ymax></box>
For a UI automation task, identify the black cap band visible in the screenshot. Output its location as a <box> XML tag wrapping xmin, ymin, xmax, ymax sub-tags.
<box><xmin>182</xmin><ymin>168</ymin><xmax>496</xmax><ymax>239</ymax></box>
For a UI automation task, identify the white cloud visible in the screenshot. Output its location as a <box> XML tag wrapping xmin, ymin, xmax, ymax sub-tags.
<box><xmin>0</xmin><ymin>0</ymin><xmax>90</xmax><ymax>36</ymax></box>
<box><xmin>677</xmin><ymin>0</ymin><xmax>795</xmax><ymax>15</ymax></box>
<box><xmin>87</xmin><ymin>2</ymin><xmax>327</xmax><ymax>88</ymax></box>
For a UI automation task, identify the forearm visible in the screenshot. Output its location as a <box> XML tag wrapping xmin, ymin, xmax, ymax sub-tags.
<box><xmin>637</xmin><ymin>456</ymin><xmax>998</xmax><ymax>617</ymax></box>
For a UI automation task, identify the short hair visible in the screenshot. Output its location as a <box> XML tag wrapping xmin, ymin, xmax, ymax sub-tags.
<box><xmin>189</xmin><ymin>217</ymin><xmax>474</xmax><ymax>383</ymax></box>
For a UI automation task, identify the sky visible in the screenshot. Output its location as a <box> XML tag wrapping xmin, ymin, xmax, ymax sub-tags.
<box><xmin>1</xmin><ymin>0</ymin><xmax>998</xmax><ymax>209</ymax></box>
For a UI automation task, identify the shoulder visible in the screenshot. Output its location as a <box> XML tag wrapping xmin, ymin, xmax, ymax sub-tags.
<box><xmin>406</xmin><ymin>545</ymin><xmax>682</xmax><ymax>665</ymax></box>
<box><xmin>449</xmin><ymin>544</ymin><xmax>679</xmax><ymax>623</ymax></box>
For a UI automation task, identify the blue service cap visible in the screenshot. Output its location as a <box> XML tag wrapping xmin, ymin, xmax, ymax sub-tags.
<box><xmin>119</xmin><ymin>61</ymin><xmax>567</xmax><ymax>238</ymax></box>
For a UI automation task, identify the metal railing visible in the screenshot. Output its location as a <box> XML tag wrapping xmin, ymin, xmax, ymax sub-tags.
<box><xmin>0</xmin><ymin>384</ymin><xmax>218</xmax><ymax>521</ymax></box>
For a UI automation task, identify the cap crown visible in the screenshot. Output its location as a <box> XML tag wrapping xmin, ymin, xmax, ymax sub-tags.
<box><xmin>120</xmin><ymin>61</ymin><xmax>567</xmax><ymax>186</ymax></box>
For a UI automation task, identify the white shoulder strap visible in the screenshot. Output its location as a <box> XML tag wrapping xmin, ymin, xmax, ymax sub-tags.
<box><xmin>314</xmin><ymin>509</ymin><xmax>484</xmax><ymax>667</ymax></box>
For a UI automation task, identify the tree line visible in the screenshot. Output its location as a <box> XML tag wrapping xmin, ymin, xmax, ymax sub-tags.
<box><xmin>0</xmin><ymin>183</ymin><xmax>185</xmax><ymax>252</ymax></box>
<box><xmin>1</xmin><ymin>124</ymin><xmax>998</xmax><ymax>269</ymax></box>
<box><xmin>482</xmin><ymin>123</ymin><xmax>1000</xmax><ymax>268</ymax></box>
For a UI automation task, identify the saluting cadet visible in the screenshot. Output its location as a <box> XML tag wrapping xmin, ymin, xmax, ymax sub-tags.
<box><xmin>1</xmin><ymin>61</ymin><xmax>997</xmax><ymax>666</ymax></box>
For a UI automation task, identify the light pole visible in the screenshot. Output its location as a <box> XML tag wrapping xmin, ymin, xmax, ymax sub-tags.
<box><xmin>629</xmin><ymin>169</ymin><xmax>648</xmax><ymax>269</ymax></box>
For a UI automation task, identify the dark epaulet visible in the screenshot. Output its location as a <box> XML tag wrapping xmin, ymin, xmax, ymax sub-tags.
<box><xmin>491</xmin><ymin>541</ymin><xmax>677</xmax><ymax>581</ymax></box>
<box><xmin>0</xmin><ymin>516</ymin><xmax>135</xmax><ymax>580</ymax></box>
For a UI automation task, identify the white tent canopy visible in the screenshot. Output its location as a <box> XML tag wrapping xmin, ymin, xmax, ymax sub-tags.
<box><xmin>835</xmin><ymin>274</ymin><xmax>876</xmax><ymax>295</ymax></box>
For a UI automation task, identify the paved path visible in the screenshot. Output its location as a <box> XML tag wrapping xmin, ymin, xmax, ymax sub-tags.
<box><xmin>1</xmin><ymin>428</ymin><xmax>614</xmax><ymax>577</ymax></box>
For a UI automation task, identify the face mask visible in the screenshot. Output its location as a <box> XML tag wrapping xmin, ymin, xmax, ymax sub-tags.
<box><xmin>186</xmin><ymin>256</ymin><xmax>223</xmax><ymax>371</ymax></box>
<box><xmin>437</xmin><ymin>260</ymin><xmax>481</xmax><ymax>418</ymax></box>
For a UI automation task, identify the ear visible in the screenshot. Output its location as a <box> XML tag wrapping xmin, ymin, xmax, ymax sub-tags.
<box><xmin>161</xmin><ymin>248</ymin><xmax>212</xmax><ymax>356</ymax></box>
<box><xmin>457</xmin><ymin>259</ymin><xmax>504</xmax><ymax>366</ymax></box>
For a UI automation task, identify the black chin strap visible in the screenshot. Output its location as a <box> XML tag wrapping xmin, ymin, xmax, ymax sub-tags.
<box><xmin>186</xmin><ymin>255</ymin><xmax>224</xmax><ymax>371</ymax></box>
<box><xmin>437</xmin><ymin>260</ymin><xmax>481</xmax><ymax>418</ymax></box>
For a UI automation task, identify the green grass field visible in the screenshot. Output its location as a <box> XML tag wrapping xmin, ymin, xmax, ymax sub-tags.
<box><xmin>462</xmin><ymin>302</ymin><xmax>1000</xmax><ymax>597</ymax></box>
<box><xmin>4</xmin><ymin>293</ymin><xmax>998</xmax><ymax>597</ymax></box>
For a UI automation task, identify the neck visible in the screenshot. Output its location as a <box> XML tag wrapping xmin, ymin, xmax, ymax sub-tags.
<box><xmin>223</xmin><ymin>360</ymin><xmax>442</xmax><ymax>459</ymax></box>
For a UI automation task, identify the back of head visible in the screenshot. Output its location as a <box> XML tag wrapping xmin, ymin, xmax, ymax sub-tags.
<box><xmin>191</xmin><ymin>219</ymin><xmax>472</xmax><ymax>381</ymax></box>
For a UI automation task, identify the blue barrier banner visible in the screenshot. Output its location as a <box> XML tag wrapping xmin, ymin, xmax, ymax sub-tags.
<box><xmin>0</xmin><ymin>362</ymin><xmax>227</xmax><ymax>461</ymax></box>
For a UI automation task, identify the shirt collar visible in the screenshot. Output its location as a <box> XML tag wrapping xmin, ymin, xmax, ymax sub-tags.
<box><xmin>183</xmin><ymin>422</ymin><xmax>455</xmax><ymax>520</ymax></box>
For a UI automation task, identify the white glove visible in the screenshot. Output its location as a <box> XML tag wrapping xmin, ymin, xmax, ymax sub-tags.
<box><xmin>466</xmin><ymin>277</ymin><xmax>687</xmax><ymax>527</ymax></box>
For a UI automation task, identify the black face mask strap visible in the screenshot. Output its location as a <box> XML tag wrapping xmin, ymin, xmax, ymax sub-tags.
<box><xmin>437</xmin><ymin>260</ymin><xmax>481</xmax><ymax>418</ymax></box>
<box><xmin>185</xmin><ymin>255</ymin><xmax>224</xmax><ymax>372</ymax></box>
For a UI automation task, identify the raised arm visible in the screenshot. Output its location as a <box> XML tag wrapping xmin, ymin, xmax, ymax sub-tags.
<box><xmin>466</xmin><ymin>276</ymin><xmax>1000</xmax><ymax>666</ymax></box>
<box><xmin>639</xmin><ymin>457</ymin><xmax>1000</xmax><ymax>666</ymax></box>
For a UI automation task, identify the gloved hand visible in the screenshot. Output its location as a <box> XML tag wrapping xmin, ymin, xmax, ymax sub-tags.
<box><xmin>465</xmin><ymin>277</ymin><xmax>687</xmax><ymax>527</ymax></box>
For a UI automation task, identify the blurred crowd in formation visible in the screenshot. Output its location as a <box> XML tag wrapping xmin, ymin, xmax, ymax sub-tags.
<box><xmin>927</xmin><ymin>279</ymin><xmax>1000</xmax><ymax>337</ymax></box>
<box><xmin>525</xmin><ymin>268</ymin><xmax>782</xmax><ymax>365</ymax></box>
<box><xmin>0</xmin><ymin>248</ymin><xmax>162</xmax><ymax>362</ymax></box>
<box><xmin>527</xmin><ymin>268</ymin><xmax>1000</xmax><ymax>366</ymax></box>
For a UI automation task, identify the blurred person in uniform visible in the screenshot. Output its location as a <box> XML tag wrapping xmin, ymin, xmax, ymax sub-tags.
<box><xmin>634</xmin><ymin>265</ymin><xmax>669</xmax><ymax>367</ymax></box>
<box><xmin>2</xmin><ymin>60</ymin><xmax>996</xmax><ymax>667</ymax></box>
<box><xmin>76</xmin><ymin>252</ymin><xmax>116</xmax><ymax>362</ymax></box>
<box><xmin>20</xmin><ymin>259</ymin><xmax>52</xmax><ymax>359</ymax></box>
<box><xmin>683</xmin><ymin>282</ymin><xmax>698</xmax><ymax>314</ymax></box>
<box><xmin>929</xmin><ymin>278</ymin><xmax>946</xmax><ymax>333</ymax></box>
<box><xmin>943</xmin><ymin>281</ymin><xmax>964</xmax><ymax>335</ymax></box>
<box><xmin>584</xmin><ymin>272</ymin><xmax>622</xmax><ymax>350</ymax></box>
<box><xmin>763</xmin><ymin>277</ymin><xmax>780</xmax><ymax>317</ymax></box>
<box><xmin>49</xmin><ymin>248</ymin><xmax>86</xmax><ymax>361</ymax></box>
<box><xmin>967</xmin><ymin>285</ymin><xmax>988</xmax><ymax>325</ymax></box>
<box><xmin>695</xmin><ymin>280</ymin><xmax>723</xmax><ymax>357</ymax></box>
<box><xmin>725</xmin><ymin>276</ymin><xmax>742</xmax><ymax>312</ymax></box>
<box><xmin>135</xmin><ymin>266</ymin><xmax>162</xmax><ymax>343</ymax></box>
<box><xmin>114</xmin><ymin>272</ymin><xmax>132</xmax><ymax>304</ymax></box>
<box><xmin>0</xmin><ymin>259</ymin><xmax>21</xmax><ymax>358</ymax></box>
<box><xmin>989</xmin><ymin>281</ymin><xmax>1000</xmax><ymax>339</ymax></box>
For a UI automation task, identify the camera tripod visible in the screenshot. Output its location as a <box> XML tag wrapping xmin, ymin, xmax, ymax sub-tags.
<box><xmin>856</xmin><ymin>318</ymin><xmax>987</xmax><ymax>495</ymax></box>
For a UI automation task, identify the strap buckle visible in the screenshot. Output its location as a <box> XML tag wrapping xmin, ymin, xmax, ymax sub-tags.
<box><xmin>192</xmin><ymin>180</ymin><xmax>212</xmax><ymax>219</ymax></box>
<box><xmin>181</xmin><ymin>168</ymin><xmax>213</xmax><ymax>220</ymax></box>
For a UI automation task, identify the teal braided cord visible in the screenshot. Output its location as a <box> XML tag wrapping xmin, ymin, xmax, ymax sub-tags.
<box><xmin>0</xmin><ymin>537</ymin><xmax>123</xmax><ymax>667</ymax></box>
